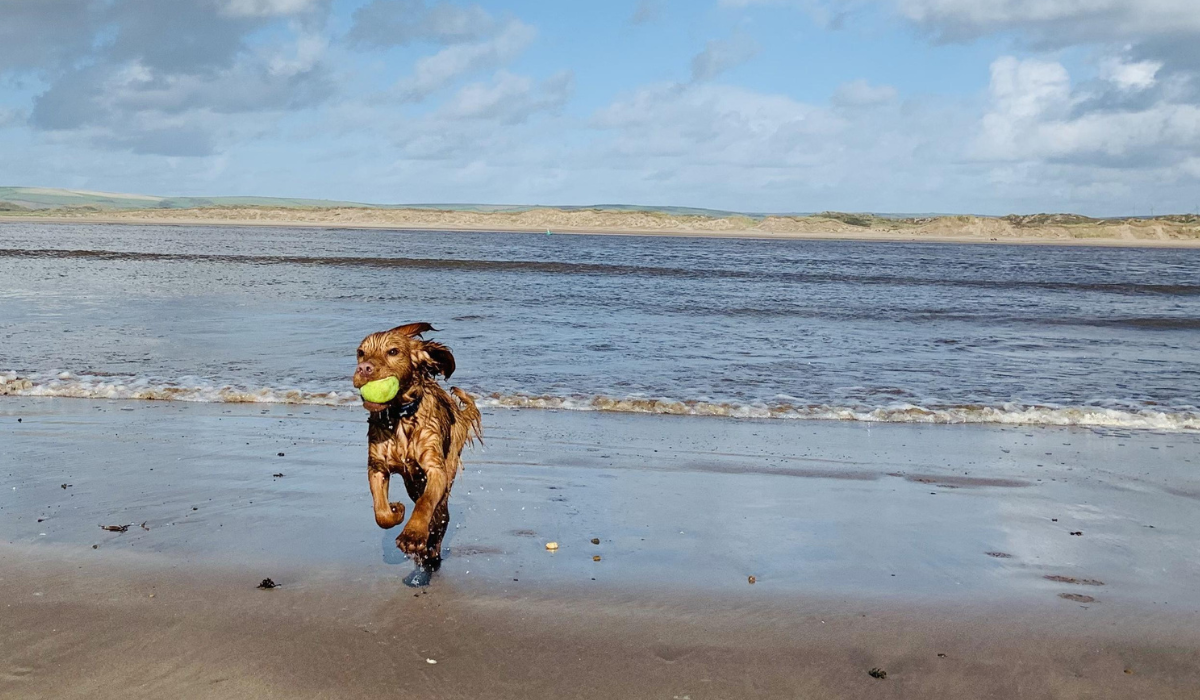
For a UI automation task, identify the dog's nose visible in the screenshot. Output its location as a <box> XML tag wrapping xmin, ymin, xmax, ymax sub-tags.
<box><xmin>356</xmin><ymin>362</ymin><xmax>375</xmax><ymax>377</ymax></box>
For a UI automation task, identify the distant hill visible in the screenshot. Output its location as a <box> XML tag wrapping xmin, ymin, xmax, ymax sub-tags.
<box><xmin>0</xmin><ymin>186</ymin><xmax>765</xmax><ymax>218</ymax></box>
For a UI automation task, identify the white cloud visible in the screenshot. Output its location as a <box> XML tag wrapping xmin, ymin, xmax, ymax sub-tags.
<box><xmin>832</xmin><ymin>79</ymin><xmax>898</xmax><ymax>107</ymax></box>
<box><xmin>220</xmin><ymin>0</ymin><xmax>323</xmax><ymax>17</ymax></box>
<box><xmin>691</xmin><ymin>33</ymin><xmax>760</xmax><ymax>82</ymax></box>
<box><xmin>440</xmin><ymin>70</ymin><xmax>573</xmax><ymax>123</ymax></box>
<box><xmin>894</xmin><ymin>0</ymin><xmax>1200</xmax><ymax>42</ymax></box>
<box><xmin>595</xmin><ymin>82</ymin><xmax>842</xmax><ymax>163</ymax></box>
<box><xmin>268</xmin><ymin>31</ymin><xmax>328</xmax><ymax>77</ymax></box>
<box><xmin>397</xmin><ymin>20</ymin><xmax>536</xmax><ymax>100</ymax></box>
<box><xmin>348</xmin><ymin>0</ymin><xmax>500</xmax><ymax>47</ymax></box>
<box><xmin>0</xmin><ymin>108</ymin><xmax>24</xmax><ymax>128</ymax></box>
<box><xmin>1099</xmin><ymin>57</ymin><xmax>1163</xmax><ymax>91</ymax></box>
<box><xmin>975</xmin><ymin>56</ymin><xmax>1200</xmax><ymax>167</ymax></box>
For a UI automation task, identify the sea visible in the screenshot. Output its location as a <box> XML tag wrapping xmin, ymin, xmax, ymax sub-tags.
<box><xmin>2</xmin><ymin>222</ymin><xmax>1198</xmax><ymax>430</ymax></box>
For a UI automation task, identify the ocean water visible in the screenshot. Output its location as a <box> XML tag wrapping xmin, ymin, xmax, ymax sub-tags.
<box><xmin>1</xmin><ymin>222</ymin><xmax>1198</xmax><ymax>429</ymax></box>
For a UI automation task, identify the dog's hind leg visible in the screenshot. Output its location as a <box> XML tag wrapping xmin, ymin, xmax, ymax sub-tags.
<box><xmin>422</xmin><ymin>498</ymin><xmax>451</xmax><ymax>570</ymax></box>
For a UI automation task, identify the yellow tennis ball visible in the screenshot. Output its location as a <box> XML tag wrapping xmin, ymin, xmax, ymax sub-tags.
<box><xmin>359</xmin><ymin>376</ymin><xmax>400</xmax><ymax>404</ymax></box>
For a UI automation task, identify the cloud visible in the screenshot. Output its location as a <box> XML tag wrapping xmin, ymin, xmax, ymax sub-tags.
<box><xmin>396</xmin><ymin>20</ymin><xmax>536</xmax><ymax>100</ymax></box>
<box><xmin>832</xmin><ymin>79</ymin><xmax>898</xmax><ymax>107</ymax></box>
<box><xmin>220</xmin><ymin>0</ymin><xmax>324</xmax><ymax>18</ymax></box>
<box><xmin>893</xmin><ymin>0</ymin><xmax>1200</xmax><ymax>44</ymax></box>
<box><xmin>348</xmin><ymin>0</ymin><xmax>500</xmax><ymax>48</ymax></box>
<box><xmin>0</xmin><ymin>0</ymin><xmax>100</xmax><ymax>73</ymax></box>
<box><xmin>594</xmin><ymin>82</ymin><xmax>841</xmax><ymax>163</ymax></box>
<box><xmin>439</xmin><ymin>70</ymin><xmax>573</xmax><ymax>123</ymax></box>
<box><xmin>4</xmin><ymin>0</ymin><xmax>335</xmax><ymax>157</ymax></box>
<box><xmin>691</xmin><ymin>33</ymin><xmax>760</xmax><ymax>82</ymax></box>
<box><xmin>0</xmin><ymin>108</ymin><xmax>24</xmax><ymax>129</ymax></box>
<box><xmin>974</xmin><ymin>56</ymin><xmax>1200</xmax><ymax>168</ymax></box>
<box><xmin>1099</xmin><ymin>57</ymin><xmax>1163</xmax><ymax>92</ymax></box>
<box><xmin>630</xmin><ymin>0</ymin><xmax>664</xmax><ymax>25</ymax></box>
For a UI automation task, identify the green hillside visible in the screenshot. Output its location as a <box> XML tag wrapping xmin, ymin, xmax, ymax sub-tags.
<box><xmin>0</xmin><ymin>186</ymin><xmax>762</xmax><ymax>218</ymax></box>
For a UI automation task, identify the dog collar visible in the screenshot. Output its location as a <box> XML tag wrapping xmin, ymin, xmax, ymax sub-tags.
<box><xmin>369</xmin><ymin>396</ymin><xmax>421</xmax><ymax>432</ymax></box>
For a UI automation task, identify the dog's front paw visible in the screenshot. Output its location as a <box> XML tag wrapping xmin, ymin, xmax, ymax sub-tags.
<box><xmin>396</xmin><ymin>525</ymin><xmax>430</xmax><ymax>558</ymax></box>
<box><xmin>374</xmin><ymin>502</ymin><xmax>405</xmax><ymax>529</ymax></box>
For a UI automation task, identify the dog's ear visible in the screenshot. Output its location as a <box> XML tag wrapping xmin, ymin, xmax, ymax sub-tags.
<box><xmin>389</xmin><ymin>322</ymin><xmax>437</xmax><ymax>338</ymax></box>
<box><xmin>416</xmin><ymin>341</ymin><xmax>456</xmax><ymax>379</ymax></box>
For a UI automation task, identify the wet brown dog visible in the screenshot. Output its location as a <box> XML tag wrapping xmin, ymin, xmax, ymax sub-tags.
<box><xmin>353</xmin><ymin>323</ymin><xmax>481</xmax><ymax>568</ymax></box>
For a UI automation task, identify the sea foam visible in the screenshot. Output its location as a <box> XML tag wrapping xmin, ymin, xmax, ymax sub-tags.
<box><xmin>2</xmin><ymin>371</ymin><xmax>1197</xmax><ymax>431</ymax></box>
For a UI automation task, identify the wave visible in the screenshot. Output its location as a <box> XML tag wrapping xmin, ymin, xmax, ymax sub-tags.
<box><xmin>3</xmin><ymin>371</ymin><xmax>1197</xmax><ymax>431</ymax></box>
<box><xmin>3</xmin><ymin>247</ymin><xmax>1198</xmax><ymax>296</ymax></box>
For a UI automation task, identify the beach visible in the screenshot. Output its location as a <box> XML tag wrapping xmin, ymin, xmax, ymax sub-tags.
<box><xmin>4</xmin><ymin>398</ymin><xmax>1200</xmax><ymax>699</ymax></box>
<box><xmin>4</xmin><ymin>208</ymin><xmax>1200</xmax><ymax>247</ymax></box>
<box><xmin>2</xmin><ymin>221</ymin><xmax>1199</xmax><ymax>697</ymax></box>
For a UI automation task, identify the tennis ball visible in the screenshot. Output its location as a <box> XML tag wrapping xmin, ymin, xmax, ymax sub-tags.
<box><xmin>360</xmin><ymin>376</ymin><xmax>400</xmax><ymax>404</ymax></box>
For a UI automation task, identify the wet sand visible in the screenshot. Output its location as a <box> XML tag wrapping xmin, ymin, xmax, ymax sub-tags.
<box><xmin>3</xmin><ymin>399</ymin><xmax>1200</xmax><ymax>698</ymax></box>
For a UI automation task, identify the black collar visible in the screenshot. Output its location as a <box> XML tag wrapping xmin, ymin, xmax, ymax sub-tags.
<box><xmin>368</xmin><ymin>396</ymin><xmax>421</xmax><ymax>432</ymax></box>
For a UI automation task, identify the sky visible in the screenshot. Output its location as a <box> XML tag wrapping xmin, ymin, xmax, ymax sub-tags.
<box><xmin>1</xmin><ymin>0</ymin><xmax>1199</xmax><ymax>216</ymax></box>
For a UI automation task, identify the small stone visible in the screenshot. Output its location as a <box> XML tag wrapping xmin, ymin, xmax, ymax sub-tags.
<box><xmin>277</xmin><ymin>452</ymin><xmax>285</xmax><ymax>457</ymax></box>
<box><xmin>545</xmin><ymin>542</ymin><xmax>558</xmax><ymax>551</ymax></box>
<box><xmin>593</xmin><ymin>555</ymin><xmax>601</xmax><ymax>562</ymax></box>
<box><xmin>426</xmin><ymin>658</ymin><xmax>437</xmax><ymax>665</ymax></box>
<box><xmin>258</xmin><ymin>578</ymin><xmax>277</xmax><ymax>589</ymax></box>
<box><xmin>869</xmin><ymin>668</ymin><xmax>887</xmax><ymax>680</ymax></box>
<box><xmin>748</xmin><ymin>575</ymin><xmax>756</xmax><ymax>584</ymax></box>
<box><xmin>1070</xmin><ymin>531</ymin><xmax>1082</xmax><ymax>536</ymax></box>
<box><xmin>590</xmin><ymin>538</ymin><xmax>600</xmax><ymax>545</ymax></box>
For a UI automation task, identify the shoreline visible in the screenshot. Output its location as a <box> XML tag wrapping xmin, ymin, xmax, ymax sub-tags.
<box><xmin>4</xmin><ymin>397</ymin><xmax>1200</xmax><ymax>697</ymax></box>
<box><xmin>5</xmin><ymin>213</ymin><xmax>1200</xmax><ymax>248</ymax></box>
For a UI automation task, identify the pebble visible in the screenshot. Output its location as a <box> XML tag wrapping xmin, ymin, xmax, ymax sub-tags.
<box><xmin>545</xmin><ymin>542</ymin><xmax>558</xmax><ymax>551</ymax></box>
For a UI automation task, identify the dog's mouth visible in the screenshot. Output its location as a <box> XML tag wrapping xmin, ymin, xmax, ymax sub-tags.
<box><xmin>361</xmin><ymin>399</ymin><xmax>389</xmax><ymax>413</ymax></box>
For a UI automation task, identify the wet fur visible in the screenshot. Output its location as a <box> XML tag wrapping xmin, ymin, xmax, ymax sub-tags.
<box><xmin>354</xmin><ymin>323</ymin><xmax>482</xmax><ymax>568</ymax></box>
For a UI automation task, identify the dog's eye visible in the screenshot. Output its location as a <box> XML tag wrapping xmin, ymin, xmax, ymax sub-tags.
<box><xmin>356</xmin><ymin>349</ymin><xmax>364</xmax><ymax>358</ymax></box>
<box><xmin>387</xmin><ymin>348</ymin><xmax>400</xmax><ymax>356</ymax></box>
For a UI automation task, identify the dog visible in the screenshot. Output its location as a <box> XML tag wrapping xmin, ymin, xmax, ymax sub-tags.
<box><xmin>353</xmin><ymin>323</ymin><xmax>481</xmax><ymax>568</ymax></box>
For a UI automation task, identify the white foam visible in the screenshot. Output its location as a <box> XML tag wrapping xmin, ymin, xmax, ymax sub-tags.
<box><xmin>2</xmin><ymin>371</ymin><xmax>1197</xmax><ymax>431</ymax></box>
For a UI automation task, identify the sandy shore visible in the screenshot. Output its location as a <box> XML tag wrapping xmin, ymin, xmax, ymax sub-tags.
<box><xmin>4</xmin><ymin>209</ymin><xmax>1200</xmax><ymax>247</ymax></box>
<box><xmin>3</xmin><ymin>398</ymin><xmax>1200</xmax><ymax>698</ymax></box>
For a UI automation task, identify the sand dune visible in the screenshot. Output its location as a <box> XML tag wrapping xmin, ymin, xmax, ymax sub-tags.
<box><xmin>6</xmin><ymin>206</ymin><xmax>1200</xmax><ymax>245</ymax></box>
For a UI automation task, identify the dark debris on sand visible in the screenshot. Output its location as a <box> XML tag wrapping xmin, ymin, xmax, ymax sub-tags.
<box><xmin>99</xmin><ymin>524</ymin><xmax>129</xmax><ymax>533</ymax></box>
<box><xmin>258</xmin><ymin>578</ymin><xmax>278</xmax><ymax>589</ymax></box>
<box><xmin>869</xmin><ymin>668</ymin><xmax>888</xmax><ymax>679</ymax></box>
<box><xmin>1045</xmin><ymin>575</ymin><xmax>1104</xmax><ymax>586</ymax></box>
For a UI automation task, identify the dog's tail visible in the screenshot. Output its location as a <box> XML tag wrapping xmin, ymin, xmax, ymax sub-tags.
<box><xmin>450</xmin><ymin>387</ymin><xmax>483</xmax><ymax>451</ymax></box>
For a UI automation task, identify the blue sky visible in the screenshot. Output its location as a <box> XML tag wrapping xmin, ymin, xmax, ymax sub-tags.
<box><xmin>1</xmin><ymin>0</ymin><xmax>1198</xmax><ymax>215</ymax></box>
